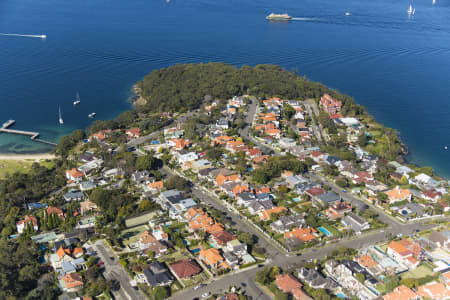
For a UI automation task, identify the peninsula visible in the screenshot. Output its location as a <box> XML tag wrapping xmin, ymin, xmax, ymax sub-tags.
<box><xmin>1</xmin><ymin>63</ymin><xmax>448</xmax><ymax>300</ymax></box>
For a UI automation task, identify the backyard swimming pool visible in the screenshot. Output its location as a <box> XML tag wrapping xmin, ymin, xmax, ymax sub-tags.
<box><xmin>318</xmin><ymin>226</ymin><xmax>333</xmax><ymax>237</ymax></box>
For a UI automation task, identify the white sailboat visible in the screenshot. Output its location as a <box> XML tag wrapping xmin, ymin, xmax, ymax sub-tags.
<box><xmin>59</xmin><ymin>106</ymin><xmax>64</xmax><ymax>125</ymax></box>
<box><xmin>73</xmin><ymin>92</ymin><xmax>81</xmax><ymax>106</ymax></box>
<box><xmin>407</xmin><ymin>3</ymin><xmax>416</xmax><ymax>15</ymax></box>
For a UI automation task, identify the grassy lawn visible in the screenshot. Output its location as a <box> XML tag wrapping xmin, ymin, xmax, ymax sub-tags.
<box><xmin>0</xmin><ymin>159</ymin><xmax>55</xmax><ymax>178</ymax></box>
<box><xmin>401</xmin><ymin>264</ymin><xmax>434</xmax><ymax>279</ymax></box>
<box><xmin>125</xmin><ymin>211</ymin><xmax>158</xmax><ymax>228</ymax></box>
<box><xmin>323</xmin><ymin>224</ymin><xmax>341</xmax><ymax>237</ymax></box>
<box><xmin>120</xmin><ymin>225</ymin><xmax>149</xmax><ymax>246</ymax></box>
<box><xmin>158</xmin><ymin>248</ymin><xmax>192</xmax><ymax>265</ymax></box>
<box><xmin>182</xmin><ymin>271</ymin><xmax>209</xmax><ymax>288</ymax></box>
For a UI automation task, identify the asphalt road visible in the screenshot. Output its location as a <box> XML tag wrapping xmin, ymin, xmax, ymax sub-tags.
<box><xmin>192</xmin><ymin>186</ymin><xmax>280</xmax><ymax>258</ymax></box>
<box><xmin>92</xmin><ymin>240</ymin><xmax>146</xmax><ymax>300</ymax></box>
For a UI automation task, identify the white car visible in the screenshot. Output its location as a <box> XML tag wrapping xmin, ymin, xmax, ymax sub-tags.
<box><xmin>201</xmin><ymin>292</ymin><xmax>210</xmax><ymax>298</ymax></box>
<box><xmin>193</xmin><ymin>285</ymin><xmax>200</xmax><ymax>290</ymax></box>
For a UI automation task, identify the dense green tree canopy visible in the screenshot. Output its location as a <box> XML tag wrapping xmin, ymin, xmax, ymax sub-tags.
<box><xmin>136</xmin><ymin>63</ymin><xmax>360</xmax><ymax>114</ymax></box>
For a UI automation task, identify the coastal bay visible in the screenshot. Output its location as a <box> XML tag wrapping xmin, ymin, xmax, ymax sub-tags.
<box><xmin>1</xmin><ymin>0</ymin><xmax>450</xmax><ymax>175</ymax></box>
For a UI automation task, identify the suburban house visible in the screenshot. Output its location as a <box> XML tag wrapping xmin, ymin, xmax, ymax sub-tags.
<box><xmin>341</xmin><ymin>213</ymin><xmax>370</xmax><ymax>233</ymax></box>
<box><xmin>45</xmin><ymin>206</ymin><xmax>65</xmax><ymax>220</ymax></box>
<box><xmin>312</xmin><ymin>191</ymin><xmax>341</xmax><ymax>208</ymax></box>
<box><xmin>284</xmin><ymin>227</ymin><xmax>317</xmax><ymax>243</ymax></box>
<box><xmin>17</xmin><ymin>215</ymin><xmax>39</xmax><ymax>234</ymax></box>
<box><xmin>158</xmin><ymin>190</ymin><xmax>197</xmax><ymax>220</ymax></box>
<box><xmin>259</xmin><ymin>206</ymin><xmax>287</xmax><ymax>221</ymax></box>
<box><xmin>383</xmin><ymin>285</ymin><xmax>420</xmax><ymax>300</ymax></box>
<box><xmin>60</xmin><ymin>273</ymin><xmax>84</xmax><ymax>292</ymax></box>
<box><xmin>297</xmin><ymin>267</ymin><xmax>338</xmax><ymax>291</ymax></box>
<box><xmin>137</xmin><ymin>231</ymin><xmax>168</xmax><ymax>257</ymax></box>
<box><xmin>270</xmin><ymin>214</ymin><xmax>306</xmax><ymax>233</ymax></box>
<box><xmin>125</xmin><ymin>128</ymin><xmax>141</xmax><ymax>139</ymax></box>
<box><xmin>320</xmin><ymin>94</ymin><xmax>342</xmax><ymax>117</ymax></box>
<box><xmin>275</xmin><ymin>274</ymin><xmax>311</xmax><ymax>300</ymax></box>
<box><xmin>131</xmin><ymin>170</ymin><xmax>152</xmax><ymax>184</ymax></box>
<box><xmin>199</xmin><ymin>248</ymin><xmax>229</xmax><ymax>271</ymax></box>
<box><xmin>422</xmin><ymin>189</ymin><xmax>442</xmax><ymax>202</ymax></box>
<box><xmin>138</xmin><ymin>262</ymin><xmax>173</xmax><ymax>287</ymax></box>
<box><xmin>417</xmin><ymin>282</ymin><xmax>450</xmax><ymax>299</ymax></box>
<box><xmin>63</xmin><ymin>191</ymin><xmax>85</xmax><ymax>202</ymax></box>
<box><xmin>225</xmin><ymin>240</ymin><xmax>248</xmax><ymax>257</ymax></box>
<box><xmin>65</xmin><ymin>168</ymin><xmax>84</xmax><ymax>182</ymax></box>
<box><xmin>210</xmin><ymin>230</ymin><xmax>237</xmax><ymax>248</ymax></box>
<box><xmin>385</xmin><ymin>186</ymin><xmax>412</xmax><ymax>204</ymax></box>
<box><xmin>386</xmin><ymin>240</ymin><xmax>420</xmax><ymax>268</ymax></box>
<box><xmin>326</xmin><ymin>201</ymin><xmax>352</xmax><ymax>220</ymax></box>
<box><xmin>169</xmin><ymin>260</ymin><xmax>201</xmax><ymax>279</ymax></box>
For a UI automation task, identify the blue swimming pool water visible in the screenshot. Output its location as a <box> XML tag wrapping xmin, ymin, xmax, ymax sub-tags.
<box><xmin>318</xmin><ymin>226</ymin><xmax>333</xmax><ymax>237</ymax></box>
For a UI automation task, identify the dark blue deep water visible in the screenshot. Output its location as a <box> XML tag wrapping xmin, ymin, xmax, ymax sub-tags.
<box><xmin>1</xmin><ymin>0</ymin><xmax>450</xmax><ymax>176</ymax></box>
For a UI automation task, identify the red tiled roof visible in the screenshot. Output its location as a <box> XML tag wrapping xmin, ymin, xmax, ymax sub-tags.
<box><xmin>275</xmin><ymin>274</ymin><xmax>303</xmax><ymax>293</ymax></box>
<box><xmin>170</xmin><ymin>260</ymin><xmax>201</xmax><ymax>278</ymax></box>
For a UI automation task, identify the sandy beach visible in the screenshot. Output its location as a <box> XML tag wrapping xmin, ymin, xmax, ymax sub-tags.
<box><xmin>0</xmin><ymin>153</ymin><xmax>56</xmax><ymax>161</ymax></box>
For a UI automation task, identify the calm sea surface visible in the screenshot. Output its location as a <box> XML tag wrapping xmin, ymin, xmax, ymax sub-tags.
<box><xmin>1</xmin><ymin>0</ymin><xmax>450</xmax><ymax>176</ymax></box>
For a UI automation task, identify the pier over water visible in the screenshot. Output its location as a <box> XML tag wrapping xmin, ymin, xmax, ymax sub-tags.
<box><xmin>0</xmin><ymin>120</ymin><xmax>57</xmax><ymax>146</ymax></box>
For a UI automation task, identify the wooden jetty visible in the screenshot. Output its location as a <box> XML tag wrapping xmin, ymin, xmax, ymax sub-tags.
<box><xmin>0</xmin><ymin>120</ymin><xmax>57</xmax><ymax>146</ymax></box>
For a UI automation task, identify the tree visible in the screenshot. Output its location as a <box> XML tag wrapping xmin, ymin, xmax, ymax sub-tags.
<box><xmin>237</xmin><ymin>232</ymin><xmax>255</xmax><ymax>246</ymax></box>
<box><xmin>152</xmin><ymin>286</ymin><xmax>169</xmax><ymax>300</ymax></box>
<box><xmin>255</xmin><ymin>267</ymin><xmax>270</xmax><ymax>284</ymax></box>
<box><xmin>355</xmin><ymin>272</ymin><xmax>365</xmax><ymax>283</ymax></box>
<box><xmin>136</xmin><ymin>154</ymin><xmax>162</xmax><ymax>171</ymax></box>
<box><xmin>274</xmin><ymin>291</ymin><xmax>288</xmax><ymax>300</ymax></box>
<box><xmin>358</xmin><ymin>132</ymin><xmax>368</xmax><ymax>146</ymax></box>
<box><xmin>376</xmin><ymin>192</ymin><xmax>388</xmax><ymax>204</ymax></box>
<box><xmin>399</xmin><ymin>175</ymin><xmax>409</xmax><ymax>185</ymax></box>
<box><xmin>283</xmin><ymin>104</ymin><xmax>296</xmax><ymax>120</ymax></box>
<box><xmin>165</xmin><ymin>175</ymin><xmax>189</xmax><ymax>191</ymax></box>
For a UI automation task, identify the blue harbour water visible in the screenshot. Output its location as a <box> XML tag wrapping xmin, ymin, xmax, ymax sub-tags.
<box><xmin>1</xmin><ymin>0</ymin><xmax>450</xmax><ymax>176</ymax></box>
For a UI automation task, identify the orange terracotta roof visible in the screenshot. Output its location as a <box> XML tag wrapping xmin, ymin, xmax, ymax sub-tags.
<box><xmin>275</xmin><ymin>274</ymin><xmax>303</xmax><ymax>293</ymax></box>
<box><xmin>417</xmin><ymin>282</ymin><xmax>450</xmax><ymax>299</ymax></box>
<box><xmin>214</xmin><ymin>136</ymin><xmax>234</xmax><ymax>144</ymax></box>
<box><xmin>216</xmin><ymin>174</ymin><xmax>240</xmax><ymax>186</ymax></box>
<box><xmin>284</xmin><ymin>227</ymin><xmax>317</xmax><ymax>242</ymax></box>
<box><xmin>385</xmin><ymin>186</ymin><xmax>411</xmax><ymax>201</ymax></box>
<box><xmin>199</xmin><ymin>248</ymin><xmax>223</xmax><ymax>265</ymax></box>
<box><xmin>260</xmin><ymin>207</ymin><xmax>287</xmax><ymax>220</ymax></box>
<box><xmin>149</xmin><ymin>181</ymin><xmax>164</xmax><ymax>190</ymax></box>
<box><xmin>356</xmin><ymin>255</ymin><xmax>378</xmax><ymax>268</ymax></box>
<box><xmin>255</xmin><ymin>186</ymin><xmax>271</xmax><ymax>194</ymax></box>
<box><xmin>253</xmin><ymin>155</ymin><xmax>269</xmax><ymax>164</ymax></box>
<box><xmin>47</xmin><ymin>206</ymin><xmax>64</xmax><ymax>217</ymax></box>
<box><xmin>185</xmin><ymin>207</ymin><xmax>203</xmax><ymax>221</ymax></box>
<box><xmin>383</xmin><ymin>285</ymin><xmax>418</xmax><ymax>300</ymax></box>
<box><xmin>62</xmin><ymin>273</ymin><xmax>83</xmax><ymax>289</ymax></box>
<box><xmin>265</xmin><ymin>129</ymin><xmax>281</xmax><ymax>135</ymax></box>
<box><xmin>126</xmin><ymin>128</ymin><xmax>140</xmax><ymax>137</ymax></box>
<box><xmin>72</xmin><ymin>247</ymin><xmax>84</xmax><ymax>256</ymax></box>
<box><xmin>140</xmin><ymin>230</ymin><xmax>157</xmax><ymax>244</ymax></box>
<box><xmin>388</xmin><ymin>241</ymin><xmax>413</xmax><ymax>257</ymax></box>
<box><xmin>66</xmin><ymin>168</ymin><xmax>83</xmax><ymax>178</ymax></box>
<box><xmin>56</xmin><ymin>246</ymin><xmax>67</xmax><ymax>260</ymax></box>
<box><xmin>17</xmin><ymin>215</ymin><xmax>38</xmax><ymax>227</ymax></box>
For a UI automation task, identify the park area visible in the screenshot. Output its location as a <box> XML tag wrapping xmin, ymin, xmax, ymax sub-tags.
<box><xmin>0</xmin><ymin>159</ymin><xmax>55</xmax><ymax>178</ymax></box>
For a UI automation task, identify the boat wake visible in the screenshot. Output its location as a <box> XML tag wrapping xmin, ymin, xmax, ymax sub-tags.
<box><xmin>0</xmin><ymin>33</ymin><xmax>46</xmax><ymax>39</ymax></box>
<box><xmin>291</xmin><ymin>17</ymin><xmax>319</xmax><ymax>21</ymax></box>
